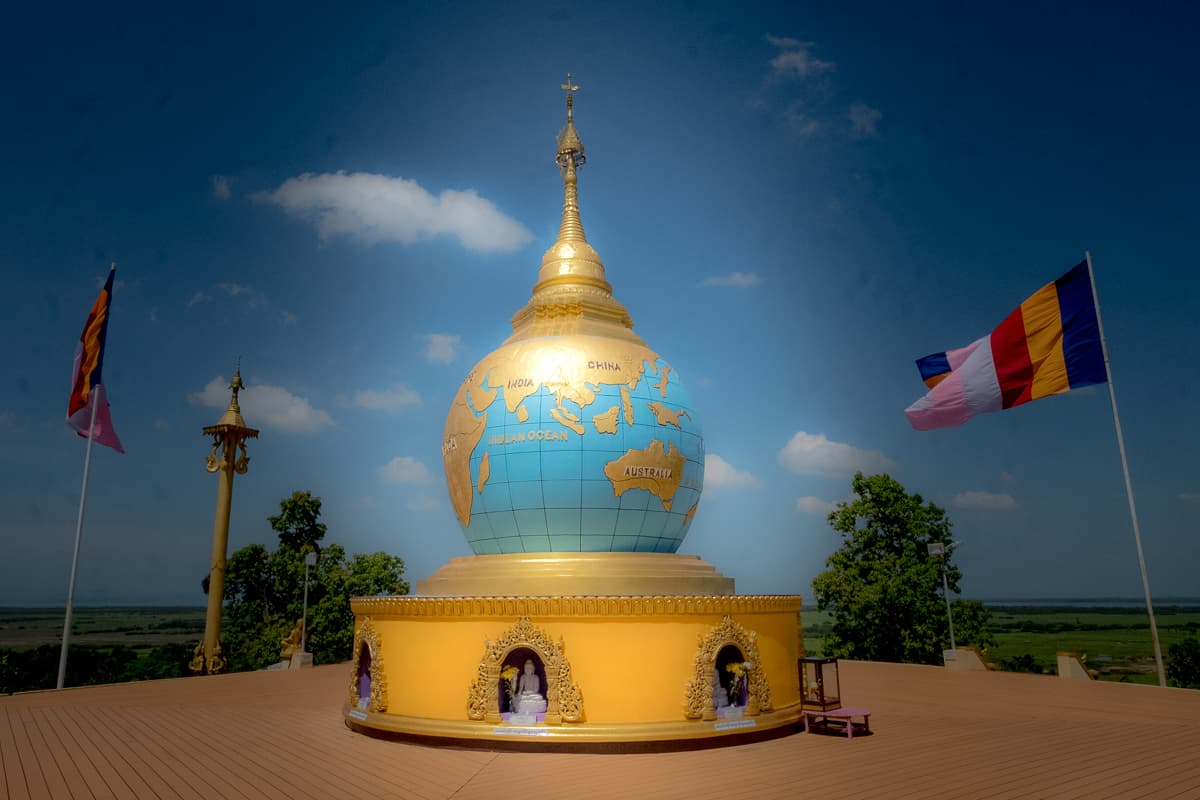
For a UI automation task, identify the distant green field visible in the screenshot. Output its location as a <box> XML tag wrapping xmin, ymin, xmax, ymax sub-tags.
<box><xmin>801</xmin><ymin>605</ymin><xmax>1199</xmax><ymax>685</ymax></box>
<box><xmin>0</xmin><ymin>607</ymin><xmax>205</xmax><ymax>653</ymax></box>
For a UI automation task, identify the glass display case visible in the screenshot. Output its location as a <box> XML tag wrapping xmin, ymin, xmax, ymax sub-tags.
<box><xmin>799</xmin><ymin>657</ymin><xmax>841</xmax><ymax>710</ymax></box>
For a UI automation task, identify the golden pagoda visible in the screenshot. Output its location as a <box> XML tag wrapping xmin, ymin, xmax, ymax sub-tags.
<box><xmin>344</xmin><ymin>78</ymin><xmax>804</xmax><ymax>743</ymax></box>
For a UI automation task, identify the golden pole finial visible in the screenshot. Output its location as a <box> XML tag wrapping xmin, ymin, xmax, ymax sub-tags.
<box><xmin>561</xmin><ymin>73</ymin><xmax>579</xmax><ymax>120</ymax></box>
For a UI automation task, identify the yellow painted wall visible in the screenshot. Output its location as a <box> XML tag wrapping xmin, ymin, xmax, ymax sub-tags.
<box><xmin>360</xmin><ymin>610</ymin><xmax>801</xmax><ymax>724</ymax></box>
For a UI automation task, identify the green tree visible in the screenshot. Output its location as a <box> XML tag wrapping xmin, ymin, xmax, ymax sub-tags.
<box><xmin>1166</xmin><ymin>636</ymin><xmax>1200</xmax><ymax>689</ymax></box>
<box><xmin>218</xmin><ymin>491</ymin><xmax>408</xmax><ymax>672</ymax></box>
<box><xmin>268</xmin><ymin>490</ymin><xmax>328</xmax><ymax>550</ymax></box>
<box><xmin>811</xmin><ymin>472</ymin><xmax>959</xmax><ymax>665</ymax></box>
<box><xmin>952</xmin><ymin>599</ymin><xmax>996</xmax><ymax>651</ymax></box>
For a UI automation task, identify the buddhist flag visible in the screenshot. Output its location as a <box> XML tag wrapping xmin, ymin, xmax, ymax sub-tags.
<box><xmin>905</xmin><ymin>260</ymin><xmax>1107</xmax><ymax>431</ymax></box>
<box><xmin>66</xmin><ymin>266</ymin><xmax>124</xmax><ymax>453</ymax></box>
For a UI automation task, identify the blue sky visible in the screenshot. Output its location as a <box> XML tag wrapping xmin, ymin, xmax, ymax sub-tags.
<box><xmin>2</xmin><ymin>2</ymin><xmax>1197</xmax><ymax>605</ymax></box>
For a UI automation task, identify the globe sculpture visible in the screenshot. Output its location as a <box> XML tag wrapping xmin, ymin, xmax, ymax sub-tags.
<box><xmin>347</xmin><ymin>79</ymin><xmax>804</xmax><ymax>747</ymax></box>
<box><xmin>442</xmin><ymin>83</ymin><xmax>704</xmax><ymax>555</ymax></box>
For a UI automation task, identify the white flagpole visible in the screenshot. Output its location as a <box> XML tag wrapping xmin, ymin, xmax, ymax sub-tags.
<box><xmin>57</xmin><ymin>391</ymin><xmax>99</xmax><ymax>689</ymax></box>
<box><xmin>1085</xmin><ymin>251</ymin><xmax>1166</xmax><ymax>687</ymax></box>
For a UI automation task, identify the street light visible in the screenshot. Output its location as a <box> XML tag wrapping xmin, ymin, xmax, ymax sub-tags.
<box><xmin>301</xmin><ymin>550</ymin><xmax>318</xmax><ymax>655</ymax></box>
<box><xmin>928</xmin><ymin>541</ymin><xmax>960</xmax><ymax>657</ymax></box>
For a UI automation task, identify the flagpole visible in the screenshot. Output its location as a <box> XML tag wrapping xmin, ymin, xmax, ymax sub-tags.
<box><xmin>57</xmin><ymin>393</ymin><xmax>99</xmax><ymax>689</ymax></box>
<box><xmin>1085</xmin><ymin>250</ymin><xmax>1166</xmax><ymax>687</ymax></box>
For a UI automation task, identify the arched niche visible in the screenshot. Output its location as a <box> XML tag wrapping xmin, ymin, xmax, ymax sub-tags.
<box><xmin>684</xmin><ymin>615</ymin><xmax>772</xmax><ymax>721</ymax></box>
<box><xmin>346</xmin><ymin>617</ymin><xmax>388</xmax><ymax>712</ymax></box>
<box><xmin>466</xmin><ymin>616</ymin><xmax>584</xmax><ymax>724</ymax></box>
<box><xmin>715</xmin><ymin>643</ymin><xmax>749</xmax><ymax>709</ymax></box>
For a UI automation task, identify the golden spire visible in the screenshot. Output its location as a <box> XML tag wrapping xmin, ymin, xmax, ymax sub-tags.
<box><xmin>534</xmin><ymin>74</ymin><xmax>606</xmax><ymax>289</ymax></box>
<box><xmin>508</xmin><ymin>74</ymin><xmax>642</xmax><ymax>344</ymax></box>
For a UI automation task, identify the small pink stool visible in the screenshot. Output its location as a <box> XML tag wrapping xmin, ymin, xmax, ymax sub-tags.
<box><xmin>802</xmin><ymin>706</ymin><xmax>871</xmax><ymax>738</ymax></box>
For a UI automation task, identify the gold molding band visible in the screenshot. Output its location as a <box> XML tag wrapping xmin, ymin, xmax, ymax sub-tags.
<box><xmin>351</xmin><ymin>594</ymin><xmax>802</xmax><ymax>619</ymax></box>
<box><xmin>345</xmin><ymin>701</ymin><xmax>805</xmax><ymax>743</ymax></box>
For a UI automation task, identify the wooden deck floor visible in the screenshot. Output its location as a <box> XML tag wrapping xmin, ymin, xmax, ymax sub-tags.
<box><xmin>3</xmin><ymin>661</ymin><xmax>1198</xmax><ymax>799</ymax></box>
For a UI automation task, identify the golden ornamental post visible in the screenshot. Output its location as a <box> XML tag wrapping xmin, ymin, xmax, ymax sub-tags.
<box><xmin>190</xmin><ymin>365</ymin><xmax>259</xmax><ymax>675</ymax></box>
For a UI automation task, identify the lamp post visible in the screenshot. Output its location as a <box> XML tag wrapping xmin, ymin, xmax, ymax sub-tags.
<box><xmin>301</xmin><ymin>550</ymin><xmax>317</xmax><ymax>655</ymax></box>
<box><xmin>190</xmin><ymin>366</ymin><xmax>259</xmax><ymax>676</ymax></box>
<box><xmin>928</xmin><ymin>541</ymin><xmax>959</xmax><ymax>657</ymax></box>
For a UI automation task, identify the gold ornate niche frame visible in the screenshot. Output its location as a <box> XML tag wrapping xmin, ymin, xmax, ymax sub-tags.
<box><xmin>347</xmin><ymin>617</ymin><xmax>388</xmax><ymax>713</ymax></box>
<box><xmin>467</xmin><ymin>616</ymin><xmax>584</xmax><ymax>725</ymax></box>
<box><xmin>684</xmin><ymin>615</ymin><xmax>773</xmax><ymax>721</ymax></box>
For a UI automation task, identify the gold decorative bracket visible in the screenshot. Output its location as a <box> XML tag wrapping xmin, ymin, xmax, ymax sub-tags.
<box><xmin>467</xmin><ymin>616</ymin><xmax>584</xmax><ymax>725</ymax></box>
<box><xmin>684</xmin><ymin>615</ymin><xmax>772</xmax><ymax>721</ymax></box>
<box><xmin>347</xmin><ymin>617</ymin><xmax>388</xmax><ymax>713</ymax></box>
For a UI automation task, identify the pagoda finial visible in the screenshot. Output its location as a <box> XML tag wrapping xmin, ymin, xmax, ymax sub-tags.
<box><xmin>209</xmin><ymin>359</ymin><xmax>251</xmax><ymax>430</ymax></box>
<box><xmin>556</xmin><ymin>73</ymin><xmax>585</xmax><ymax>172</ymax></box>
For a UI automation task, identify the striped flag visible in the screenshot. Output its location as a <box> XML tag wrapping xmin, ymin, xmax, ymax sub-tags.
<box><xmin>66</xmin><ymin>266</ymin><xmax>124</xmax><ymax>452</ymax></box>
<box><xmin>905</xmin><ymin>261</ymin><xmax>1107</xmax><ymax>431</ymax></box>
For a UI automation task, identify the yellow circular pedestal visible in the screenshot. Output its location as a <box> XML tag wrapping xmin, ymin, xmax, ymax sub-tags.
<box><xmin>344</xmin><ymin>555</ymin><xmax>805</xmax><ymax>745</ymax></box>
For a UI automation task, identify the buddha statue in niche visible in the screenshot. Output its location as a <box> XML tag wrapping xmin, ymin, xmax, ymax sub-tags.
<box><xmin>512</xmin><ymin>658</ymin><xmax>547</xmax><ymax>714</ymax></box>
<box><xmin>712</xmin><ymin>666</ymin><xmax>730</xmax><ymax>708</ymax></box>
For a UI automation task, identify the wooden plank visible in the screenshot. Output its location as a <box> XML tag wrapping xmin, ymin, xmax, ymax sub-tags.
<box><xmin>5</xmin><ymin>708</ymin><xmax>52</xmax><ymax>800</ymax></box>
<box><xmin>29</xmin><ymin>708</ymin><xmax>96</xmax><ymax>800</ymax></box>
<box><xmin>16</xmin><ymin>709</ymin><xmax>72</xmax><ymax>800</ymax></box>
<box><xmin>96</xmin><ymin>705</ymin><xmax>216</xmax><ymax>800</ymax></box>
<box><xmin>115</xmin><ymin>707</ymin><xmax>240</xmax><ymax>800</ymax></box>
<box><xmin>51</xmin><ymin>704</ymin><xmax>157</xmax><ymax>800</ymax></box>
<box><xmin>0</xmin><ymin>708</ymin><xmax>32</xmax><ymax>800</ymax></box>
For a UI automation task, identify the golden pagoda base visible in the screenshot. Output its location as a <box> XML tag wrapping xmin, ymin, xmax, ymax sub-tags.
<box><xmin>344</xmin><ymin>554</ymin><xmax>805</xmax><ymax>746</ymax></box>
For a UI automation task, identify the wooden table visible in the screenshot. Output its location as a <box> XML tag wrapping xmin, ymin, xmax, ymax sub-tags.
<box><xmin>802</xmin><ymin>706</ymin><xmax>872</xmax><ymax>738</ymax></box>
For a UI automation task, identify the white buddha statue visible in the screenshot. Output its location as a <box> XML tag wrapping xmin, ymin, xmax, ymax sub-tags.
<box><xmin>512</xmin><ymin>659</ymin><xmax>547</xmax><ymax>714</ymax></box>
<box><xmin>712</xmin><ymin>666</ymin><xmax>730</xmax><ymax>708</ymax></box>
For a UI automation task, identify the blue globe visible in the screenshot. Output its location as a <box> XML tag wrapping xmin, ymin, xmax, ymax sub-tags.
<box><xmin>442</xmin><ymin>334</ymin><xmax>704</xmax><ymax>554</ymax></box>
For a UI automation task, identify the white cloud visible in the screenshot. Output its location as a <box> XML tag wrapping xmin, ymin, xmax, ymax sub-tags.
<box><xmin>0</xmin><ymin>411</ymin><xmax>15</xmax><ymax>431</ymax></box>
<box><xmin>278</xmin><ymin>310</ymin><xmax>298</xmax><ymax>326</ymax></box>
<box><xmin>189</xmin><ymin>377</ymin><xmax>334</xmax><ymax>433</ymax></box>
<box><xmin>339</xmin><ymin>385</ymin><xmax>421</xmax><ymax>413</ymax></box>
<box><xmin>152</xmin><ymin>418</ymin><xmax>171</xmax><ymax>431</ymax></box>
<box><xmin>766</xmin><ymin>36</ymin><xmax>835</xmax><ymax>79</ymax></box>
<box><xmin>254</xmin><ymin>171</ymin><xmax>533</xmax><ymax>253</ymax></box>
<box><xmin>1179</xmin><ymin>492</ymin><xmax>1200</xmax><ymax>504</ymax></box>
<box><xmin>186</xmin><ymin>291</ymin><xmax>211</xmax><ymax>308</ymax></box>
<box><xmin>782</xmin><ymin>101</ymin><xmax>822</xmax><ymax>138</ymax></box>
<box><xmin>425</xmin><ymin>333</ymin><xmax>462</xmax><ymax>364</ymax></box>
<box><xmin>700</xmin><ymin>272</ymin><xmax>762</xmax><ymax>288</ymax></box>
<box><xmin>951</xmin><ymin>491</ymin><xmax>1017</xmax><ymax>511</ymax></box>
<box><xmin>216</xmin><ymin>282</ymin><xmax>252</xmax><ymax>297</ymax></box>
<box><xmin>704</xmin><ymin>454</ymin><xmax>761</xmax><ymax>488</ymax></box>
<box><xmin>405</xmin><ymin>494</ymin><xmax>443</xmax><ymax>511</ymax></box>
<box><xmin>212</xmin><ymin>174</ymin><xmax>232</xmax><ymax>200</ymax></box>
<box><xmin>378</xmin><ymin>456</ymin><xmax>433</xmax><ymax>484</ymax></box>
<box><xmin>779</xmin><ymin>432</ymin><xmax>895</xmax><ymax>477</ymax></box>
<box><xmin>849</xmin><ymin>101</ymin><xmax>882</xmax><ymax>138</ymax></box>
<box><xmin>796</xmin><ymin>496</ymin><xmax>837</xmax><ymax>515</ymax></box>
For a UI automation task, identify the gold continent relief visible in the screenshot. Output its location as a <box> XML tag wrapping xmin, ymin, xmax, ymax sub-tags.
<box><xmin>441</xmin><ymin>336</ymin><xmax>702</xmax><ymax>532</ymax></box>
<box><xmin>602</xmin><ymin>441</ymin><xmax>687</xmax><ymax>511</ymax></box>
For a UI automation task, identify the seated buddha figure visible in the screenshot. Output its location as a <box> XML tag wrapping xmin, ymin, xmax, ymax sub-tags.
<box><xmin>712</xmin><ymin>666</ymin><xmax>730</xmax><ymax>708</ymax></box>
<box><xmin>512</xmin><ymin>659</ymin><xmax>547</xmax><ymax>714</ymax></box>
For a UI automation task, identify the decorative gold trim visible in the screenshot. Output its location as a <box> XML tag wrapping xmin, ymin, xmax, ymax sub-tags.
<box><xmin>352</xmin><ymin>594</ymin><xmax>801</xmax><ymax>618</ymax></box>
<box><xmin>684</xmin><ymin>615</ymin><xmax>773</xmax><ymax>721</ymax></box>
<box><xmin>466</xmin><ymin>617</ymin><xmax>584</xmax><ymax>725</ymax></box>
<box><xmin>345</xmin><ymin>701</ymin><xmax>804</xmax><ymax>743</ymax></box>
<box><xmin>347</xmin><ymin>617</ymin><xmax>388</xmax><ymax>713</ymax></box>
